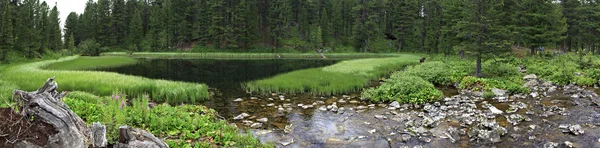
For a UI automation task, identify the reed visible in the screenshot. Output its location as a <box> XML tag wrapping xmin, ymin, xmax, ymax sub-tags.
<box><xmin>244</xmin><ymin>54</ymin><xmax>421</xmax><ymax>95</ymax></box>
<box><xmin>43</xmin><ymin>56</ymin><xmax>137</xmax><ymax>70</ymax></box>
<box><xmin>0</xmin><ymin>56</ymin><xmax>209</xmax><ymax>104</ymax></box>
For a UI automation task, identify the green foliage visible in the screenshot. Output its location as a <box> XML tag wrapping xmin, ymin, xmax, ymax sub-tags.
<box><xmin>362</xmin><ymin>72</ymin><xmax>442</xmax><ymax>104</ymax></box>
<box><xmin>43</xmin><ymin>56</ymin><xmax>137</xmax><ymax>70</ymax></box>
<box><xmin>483</xmin><ymin>91</ymin><xmax>495</xmax><ymax>99</ymax></box>
<box><xmin>63</xmin><ymin>93</ymin><xmax>268</xmax><ymax>147</ymax></box>
<box><xmin>0</xmin><ymin>56</ymin><xmax>209</xmax><ymax>104</ymax></box>
<box><xmin>526</xmin><ymin>55</ymin><xmax>579</xmax><ymax>85</ymax></box>
<box><xmin>574</xmin><ymin>76</ymin><xmax>596</xmax><ymax>86</ymax></box>
<box><xmin>482</xmin><ymin>61</ymin><xmax>519</xmax><ymax>78</ymax></box>
<box><xmin>402</xmin><ymin>61</ymin><xmax>452</xmax><ymax>85</ymax></box>
<box><xmin>245</xmin><ymin>55</ymin><xmax>421</xmax><ymax>95</ymax></box>
<box><xmin>79</xmin><ymin>39</ymin><xmax>103</xmax><ymax>56</ymax></box>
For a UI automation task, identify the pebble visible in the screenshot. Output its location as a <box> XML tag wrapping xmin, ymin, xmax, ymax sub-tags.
<box><xmin>356</xmin><ymin>106</ymin><xmax>367</xmax><ymax>110</ymax></box>
<box><xmin>257</xmin><ymin>118</ymin><xmax>268</xmax><ymax>123</ymax></box>
<box><xmin>375</xmin><ymin>115</ymin><xmax>387</xmax><ymax>120</ymax></box>
<box><xmin>233</xmin><ymin>98</ymin><xmax>243</xmax><ymax>102</ymax></box>
<box><xmin>369</xmin><ymin>129</ymin><xmax>376</xmax><ymax>134</ymax></box>
<box><xmin>266</xmin><ymin>103</ymin><xmax>275</xmax><ymax>107</ymax></box>
<box><xmin>250</xmin><ymin>123</ymin><xmax>263</xmax><ymax>128</ymax></box>
<box><xmin>564</xmin><ymin>141</ymin><xmax>573</xmax><ymax>148</ymax></box>
<box><xmin>250</xmin><ymin>97</ymin><xmax>258</xmax><ymax>100</ymax></box>
<box><xmin>349</xmin><ymin>100</ymin><xmax>359</xmax><ymax>104</ymax></box>
<box><xmin>233</xmin><ymin>113</ymin><xmax>250</xmax><ymax>120</ymax></box>
<box><xmin>319</xmin><ymin>106</ymin><xmax>327</xmax><ymax>111</ymax></box>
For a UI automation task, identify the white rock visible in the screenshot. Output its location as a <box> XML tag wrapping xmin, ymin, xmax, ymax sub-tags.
<box><xmin>257</xmin><ymin>118</ymin><xmax>268</xmax><ymax>123</ymax></box>
<box><xmin>297</xmin><ymin>104</ymin><xmax>304</xmax><ymax>107</ymax></box>
<box><xmin>375</xmin><ymin>115</ymin><xmax>388</xmax><ymax>120</ymax></box>
<box><xmin>524</xmin><ymin>74</ymin><xmax>537</xmax><ymax>80</ymax></box>
<box><xmin>390</xmin><ymin>101</ymin><xmax>401</xmax><ymax>108</ymax></box>
<box><xmin>233</xmin><ymin>113</ymin><xmax>250</xmax><ymax>120</ymax></box>
<box><xmin>489</xmin><ymin>106</ymin><xmax>504</xmax><ymax>114</ymax></box>
<box><xmin>319</xmin><ymin>106</ymin><xmax>327</xmax><ymax>111</ymax></box>
<box><xmin>233</xmin><ymin>98</ymin><xmax>243</xmax><ymax>102</ymax></box>
<box><xmin>279</xmin><ymin>138</ymin><xmax>294</xmax><ymax>146</ymax></box>
<box><xmin>369</xmin><ymin>129</ymin><xmax>377</xmax><ymax>134</ymax></box>
<box><xmin>250</xmin><ymin>123</ymin><xmax>263</xmax><ymax>128</ymax></box>
<box><xmin>530</xmin><ymin>92</ymin><xmax>539</xmax><ymax>98</ymax></box>
<box><xmin>267</xmin><ymin>103</ymin><xmax>275</xmax><ymax>107</ymax></box>
<box><xmin>250</xmin><ymin>97</ymin><xmax>258</xmax><ymax>100</ymax></box>
<box><xmin>564</xmin><ymin>141</ymin><xmax>573</xmax><ymax>148</ymax></box>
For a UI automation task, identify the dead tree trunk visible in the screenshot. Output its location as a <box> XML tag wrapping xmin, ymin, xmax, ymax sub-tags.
<box><xmin>12</xmin><ymin>77</ymin><xmax>90</xmax><ymax>148</ymax></box>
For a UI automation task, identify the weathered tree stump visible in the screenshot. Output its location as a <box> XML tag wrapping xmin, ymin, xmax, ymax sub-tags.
<box><xmin>12</xmin><ymin>77</ymin><xmax>91</xmax><ymax>148</ymax></box>
<box><xmin>114</xmin><ymin>126</ymin><xmax>168</xmax><ymax>148</ymax></box>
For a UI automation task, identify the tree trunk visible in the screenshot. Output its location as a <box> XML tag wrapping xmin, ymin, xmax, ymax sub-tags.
<box><xmin>476</xmin><ymin>50</ymin><xmax>482</xmax><ymax>78</ymax></box>
<box><xmin>530</xmin><ymin>46</ymin><xmax>536</xmax><ymax>55</ymax></box>
<box><xmin>397</xmin><ymin>40</ymin><xmax>402</xmax><ymax>53</ymax></box>
<box><xmin>561</xmin><ymin>41</ymin><xmax>566</xmax><ymax>53</ymax></box>
<box><xmin>12</xmin><ymin>77</ymin><xmax>90</xmax><ymax>148</ymax></box>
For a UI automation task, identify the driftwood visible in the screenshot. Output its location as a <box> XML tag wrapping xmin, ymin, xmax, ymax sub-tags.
<box><xmin>114</xmin><ymin>126</ymin><xmax>168</xmax><ymax>148</ymax></box>
<box><xmin>12</xmin><ymin>77</ymin><xmax>90</xmax><ymax>148</ymax></box>
<box><xmin>12</xmin><ymin>77</ymin><xmax>168</xmax><ymax>148</ymax></box>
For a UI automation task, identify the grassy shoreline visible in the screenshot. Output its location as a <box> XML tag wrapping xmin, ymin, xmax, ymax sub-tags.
<box><xmin>244</xmin><ymin>55</ymin><xmax>422</xmax><ymax>95</ymax></box>
<box><xmin>0</xmin><ymin>56</ymin><xmax>209</xmax><ymax>104</ymax></box>
<box><xmin>43</xmin><ymin>56</ymin><xmax>138</xmax><ymax>70</ymax></box>
<box><xmin>101</xmin><ymin>52</ymin><xmax>410</xmax><ymax>59</ymax></box>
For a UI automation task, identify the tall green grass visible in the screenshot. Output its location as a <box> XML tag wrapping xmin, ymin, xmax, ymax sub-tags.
<box><xmin>0</xmin><ymin>56</ymin><xmax>209</xmax><ymax>104</ymax></box>
<box><xmin>102</xmin><ymin>52</ymin><xmax>406</xmax><ymax>59</ymax></box>
<box><xmin>43</xmin><ymin>56</ymin><xmax>137</xmax><ymax>70</ymax></box>
<box><xmin>244</xmin><ymin>54</ymin><xmax>422</xmax><ymax>95</ymax></box>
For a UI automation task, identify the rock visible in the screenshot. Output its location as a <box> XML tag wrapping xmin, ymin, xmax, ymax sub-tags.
<box><xmin>234</xmin><ymin>113</ymin><xmax>250</xmax><ymax>120</ymax></box>
<box><xmin>319</xmin><ymin>106</ymin><xmax>327</xmax><ymax>111</ymax></box>
<box><xmin>524</xmin><ymin>80</ymin><xmax>540</xmax><ymax>88</ymax></box>
<box><xmin>400</xmin><ymin>134</ymin><xmax>411</xmax><ymax>142</ymax></box>
<box><xmin>115</xmin><ymin>126</ymin><xmax>168</xmax><ymax>148</ymax></box>
<box><xmin>489</xmin><ymin>106</ymin><xmax>504</xmax><ymax>114</ymax></box>
<box><xmin>422</xmin><ymin>117</ymin><xmax>438</xmax><ymax>128</ymax></box>
<box><xmin>356</xmin><ymin>106</ymin><xmax>367</xmax><ymax>110</ymax></box>
<box><xmin>349</xmin><ymin>100</ymin><xmax>359</xmax><ymax>104</ymax></box>
<box><xmin>91</xmin><ymin>122</ymin><xmax>108</xmax><ymax>148</ymax></box>
<box><xmin>524</xmin><ymin>74</ymin><xmax>538</xmax><ymax>80</ymax></box>
<box><xmin>266</xmin><ymin>103</ymin><xmax>275</xmax><ymax>107</ymax></box>
<box><xmin>257</xmin><ymin>118</ymin><xmax>268</xmax><ymax>123</ymax></box>
<box><xmin>544</xmin><ymin>142</ymin><xmax>558</xmax><ymax>148</ymax></box>
<box><xmin>369</xmin><ymin>129</ymin><xmax>377</xmax><ymax>134</ymax></box>
<box><xmin>530</xmin><ymin>92</ymin><xmax>539</xmax><ymax>98</ymax></box>
<box><xmin>564</xmin><ymin>141</ymin><xmax>573</xmax><ymax>148</ymax></box>
<box><xmin>390</xmin><ymin>101</ymin><xmax>401</xmax><ymax>108</ymax></box>
<box><xmin>492</xmin><ymin>88</ymin><xmax>507</xmax><ymax>96</ymax></box>
<box><xmin>375</xmin><ymin>115</ymin><xmax>388</xmax><ymax>120</ymax></box>
<box><xmin>250</xmin><ymin>97</ymin><xmax>258</xmax><ymax>100</ymax></box>
<box><xmin>279</xmin><ymin>138</ymin><xmax>294</xmax><ymax>146</ymax></box>
<box><xmin>250</xmin><ymin>123</ymin><xmax>263</xmax><ymax>128</ymax></box>
<box><xmin>419</xmin><ymin>137</ymin><xmax>432</xmax><ymax>143</ymax></box>
<box><xmin>568</xmin><ymin>124</ymin><xmax>584</xmax><ymax>135</ymax></box>
<box><xmin>507</xmin><ymin>114</ymin><xmax>525</xmax><ymax>125</ymax></box>
<box><xmin>233</xmin><ymin>98</ymin><xmax>243</xmax><ymax>102</ymax></box>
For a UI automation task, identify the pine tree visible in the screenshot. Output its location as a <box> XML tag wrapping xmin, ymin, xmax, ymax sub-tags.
<box><xmin>64</xmin><ymin>12</ymin><xmax>79</xmax><ymax>46</ymax></box>
<box><xmin>112</xmin><ymin>0</ymin><xmax>127</xmax><ymax>46</ymax></box>
<box><xmin>128</xmin><ymin>7</ymin><xmax>143</xmax><ymax>51</ymax></box>
<box><xmin>49</xmin><ymin>5</ymin><xmax>62</xmax><ymax>51</ymax></box>
<box><xmin>453</xmin><ymin>0</ymin><xmax>511</xmax><ymax>77</ymax></box>
<box><xmin>0</xmin><ymin>1</ymin><xmax>14</xmax><ymax>63</ymax></box>
<box><xmin>67</xmin><ymin>33</ymin><xmax>76</xmax><ymax>53</ymax></box>
<box><xmin>516</xmin><ymin>0</ymin><xmax>567</xmax><ymax>55</ymax></box>
<box><xmin>96</xmin><ymin>0</ymin><xmax>112</xmax><ymax>46</ymax></box>
<box><xmin>390</xmin><ymin>0</ymin><xmax>419</xmax><ymax>52</ymax></box>
<box><xmin>38</xmin><ymin>2</ymin><xmax>50</xmax><ymax>53</ymax></box>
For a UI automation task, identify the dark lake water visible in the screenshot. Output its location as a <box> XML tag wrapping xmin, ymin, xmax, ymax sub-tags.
<box><xmin>97</xmin><ymin>59</ymin><xmax>340</xmax><ymax>91</ymax></box>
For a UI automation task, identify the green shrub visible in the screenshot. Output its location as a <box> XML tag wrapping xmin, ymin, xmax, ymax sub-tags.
<box><xmin>362</xmin><ymin>72</ymin><xmax>442</xmax><ymax>104</ymax></box>
<box><xmin>483</xmin><ymin>91</ymin><xmax>495</xmax><ymax>99</ymax></box>
<box><xmin>402</xmin><ymin>61</ymin><xmax>452</xmax><ymax>85</ymax></box>
<box><xmin>79</xmin><ymin>39</ymin><xmax>103</xmax><ymax>56</ymax></box>
<box><xmin>507</xmin><ymin>83</ymin><xmax>530</xmax><ymax>94</ymax></box>
<box><xmin>483</xmin><ymin>61</ymin><xmax>519</xmax><ymax>78</ymax></box>
<box><xmin>574</xmin><ymin>76</ymin><xmax>596</xmax><ymax>86</ymax></box>
<box><xmin>586</xmin><ymin>68</ymin><xmax>600</xmax><ymax>81</ymax></box>
<box><xmin>527</xmin><ymin>56</ymin><xmax>579</xmax><ymax>85</ymax></box>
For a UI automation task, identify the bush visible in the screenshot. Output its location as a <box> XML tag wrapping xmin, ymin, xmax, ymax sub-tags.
<box><xmin>527</xmin><ymin>56</ymin><xmax>579</xmax><ymax>85</ymax></box>
<box><xmin>483</xmin><ymin>91</ymin><xmax>495</xmax><ymax>99</ymax></box>
<box><xmin>483</xmin><ymin>60</ymin><xmax>519</xmax><ymax>78</ymax></box>
<box><xmin>402</xmin><ymin>61</ymin><xmax>452</xmax><ymax>85</ymax></box>
<box><xmin>507</xmin><ymin>83</ymin><xmax>530</xmax><ymax>94</ymax></box>
<box><xmin>79</xmin><ymin>39</ymin><xmax>102</xmax><ymax>56</ymax></box>
<box><xmin>362</xmin><ymin>72</ymin><xmax>443</xmax><ymax>104</ymax></box>
<box><xmin>574</xmin><ymin>76</ymin><xmax>596</xmax><ymax>86</ymax></box>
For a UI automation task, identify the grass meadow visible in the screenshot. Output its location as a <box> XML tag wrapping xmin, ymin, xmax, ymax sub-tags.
<box><xmin>0</xmin><ymin>56</ymin><xmax>209</xmax><ymax>105</ymax></box>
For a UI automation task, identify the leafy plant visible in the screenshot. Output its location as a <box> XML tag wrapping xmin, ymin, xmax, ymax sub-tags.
<box><xmin>362</xmin><ymin>72</ymin><xmax>442</xmax><ymax>104</ymax></box>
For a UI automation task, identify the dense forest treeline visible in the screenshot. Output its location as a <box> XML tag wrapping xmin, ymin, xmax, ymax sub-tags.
<box><xmin>0</xmin><ymin>0</ymin><xmax>599</xmax><ymax>62</ymax></box>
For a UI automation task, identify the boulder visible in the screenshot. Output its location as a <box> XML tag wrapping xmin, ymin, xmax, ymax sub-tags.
<box><xmin>491</xmin><ymin>88</ymin><xmax>507</xmax><ymax>96</ymax></box>
<box><xmin>389</xmin><ymin>101</ymin><xmax>401</xmax><ymax>108</ymax></box>
<box><xmin>523</xmin><ymin>74</ymin><xmax>538</xmax><ymax>80</ymax></box>
<box><xmin>233</xmin><ymin>113</ymin><xmax>250</xmax><ymax>120</ymax></box>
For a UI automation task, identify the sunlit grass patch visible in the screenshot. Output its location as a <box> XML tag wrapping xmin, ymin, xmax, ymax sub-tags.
<box><xmin>244</xmin><ymin>55</ymin><xmax>421</xmax><ymax>95</ymax></box>
<box><xmin>43</xmin><ymin>56</ymin><xmax>137</xmax><ymax>70</ymax></box>
<box><xmin>244</xmin><ymin>68</ymin><xmax>369</xmax><ymax>95</ymax></box>
<box><xmin>0</xmin><ymin>56</ymin><xmax>209</xmax><ymax>104</ymax></box>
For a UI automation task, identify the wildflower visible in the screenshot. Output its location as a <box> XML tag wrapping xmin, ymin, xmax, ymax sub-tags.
<box><xmin>120</xmin><ymin>100</ymin><xmax>126</xmax><ymax>110</ymax></box>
